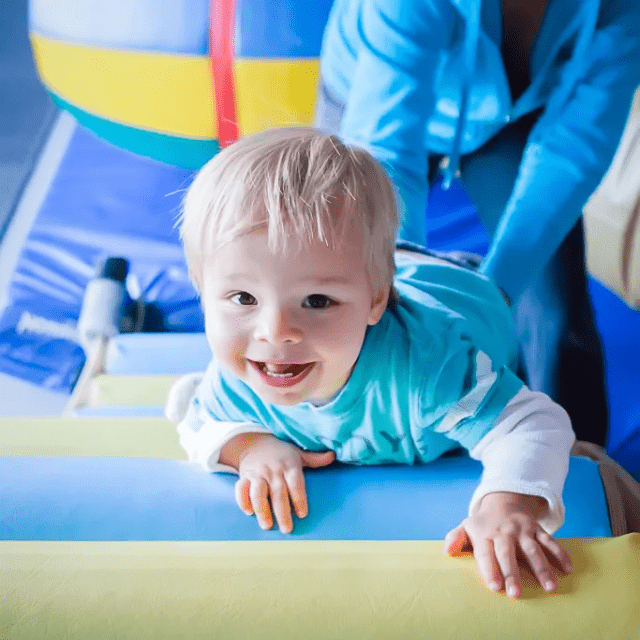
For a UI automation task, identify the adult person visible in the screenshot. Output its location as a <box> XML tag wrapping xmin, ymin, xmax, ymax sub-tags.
<box><xmin>315</xmin><ymin>0</ymin><xmax>640</xmax><ymax>447</ymax></box>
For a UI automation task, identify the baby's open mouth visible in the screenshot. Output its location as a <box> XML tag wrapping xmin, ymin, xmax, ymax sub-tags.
<box><xmin>251</xmin><ymin>361</ymin><xmax>313</xmax><ymax>378</ymax></box>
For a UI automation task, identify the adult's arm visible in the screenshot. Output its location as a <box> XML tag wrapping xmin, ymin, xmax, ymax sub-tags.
<box><xmin>481</xmin><ymin>2</ymin><xmax>640</xmax><ymax>301</ymax></box>
<box><xmin>336</xmin><ymin>0</ymin><xmax>458</xmax><ymax>243</ymax></box>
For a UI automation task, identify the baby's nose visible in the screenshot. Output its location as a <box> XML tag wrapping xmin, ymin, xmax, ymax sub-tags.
<box><xmin>255</xmin><ymin>307</ymin><xmax>303</xmax><ymax>344</ymax></box>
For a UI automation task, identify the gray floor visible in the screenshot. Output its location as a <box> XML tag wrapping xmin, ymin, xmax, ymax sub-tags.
<box><xmin>0</xmin><ymin>0</ymin><xmax>58</xmax><ymax>240</ymax></box>
<box><xmin>0</xmin><ymin>0</ymin><xmax>69</xmax><ymax>414</ymax></box>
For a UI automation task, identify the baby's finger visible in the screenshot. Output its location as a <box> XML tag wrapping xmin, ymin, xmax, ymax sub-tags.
<box><xmin>519</xmin><ymin>534</ymin><xmax>557</xmax><ymax>593</ymax></box>
<box><xmin>249</xmin><ymin>477</ymin><xmax>273</xmax><ymax>530</ymax></box>
<box><xmin>235</xmin><ymin>477</ymin><xmax>254</xmax><ymax>515</ymax></box>
<box><xmin>284</xmin><ymin>467</ymin><xmax>308</xmax><ymax>520</ymax></box>
<box><xmin>472</xmin><ymin>538</ymin><xmax>503</xmax><ymax>593</ymax></box>
<box><xmin>268</xmin><ymin>476</ymin><xmax>294</xmax><ymax>534</ymax></box>
<box><xmin>536</xmin><ymin>530</ymin><xmax>573</xmax><ymax>574</ymax></box>
<box><xmin>444</xmin><ymin>524</ymin><xmax>468</xmax><ymax>556</ymax></box>
<box><xmin>493</xmin><ymin>536</ymin><xmax>522</xmax><ymax>598</ymax></box>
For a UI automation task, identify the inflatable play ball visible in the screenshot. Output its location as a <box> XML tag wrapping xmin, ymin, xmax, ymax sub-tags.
<box><xmin>29</xmin><ymin>0</ymin><xmax>333</xmax><ymax>168</ymax></box>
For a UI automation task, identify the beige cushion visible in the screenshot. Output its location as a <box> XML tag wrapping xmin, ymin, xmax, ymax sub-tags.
<box><xmin>584</xmin><ymin>87</ymin><xmax>640</xmax><ymax>310</ymax></box>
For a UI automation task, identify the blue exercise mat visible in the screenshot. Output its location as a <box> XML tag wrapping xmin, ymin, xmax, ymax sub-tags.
<box><xmin>105</xmin><ymin>332</ymin><xmax>211</xmax><ymax>375</ymax></box>
<box><xmin>0</xmin><ymin>454</ymin><xmax>612</xmax><ymax>541</ymax></box>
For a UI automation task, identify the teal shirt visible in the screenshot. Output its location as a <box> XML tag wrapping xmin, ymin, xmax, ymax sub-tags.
<box><xmin>192</xmin><ymin>253</ymin><xmax>523</xmax><ymax>464</ymax></box>
<box><xmin>320</xmin><ymin>0</ymin><xmax>640</xmax><ymax>301</ymax></box>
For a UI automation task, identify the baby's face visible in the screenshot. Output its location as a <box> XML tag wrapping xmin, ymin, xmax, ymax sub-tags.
<box><xmin>199</xmin><ymin>226</ymin><xmax>388</xmax><ymax>405</ymax></box>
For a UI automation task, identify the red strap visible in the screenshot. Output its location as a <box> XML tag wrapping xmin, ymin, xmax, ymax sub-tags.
<box><xmin>209</xmin><ymin>0</ymin><xmax>239</xmax><ymax>148</ymax></box>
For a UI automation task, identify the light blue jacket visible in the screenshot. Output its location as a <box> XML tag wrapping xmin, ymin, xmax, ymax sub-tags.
<box><xmin>320</xmin><ymin>0</ymin><xmax>640</xmax><ymax>301</ymax></box>
<box><xmin>190</xmin><ymin>253</ymin><xmax>523</xmax><ymax>465</ymax></box>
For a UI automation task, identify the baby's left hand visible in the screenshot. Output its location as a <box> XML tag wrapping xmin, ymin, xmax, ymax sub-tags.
<box><xmin>444</xmin><ymin>492</ymin><xmax>573</xmax><ymax>599</ymax></box>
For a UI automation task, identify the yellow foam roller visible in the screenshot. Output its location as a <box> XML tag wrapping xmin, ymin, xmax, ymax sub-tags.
<box><xmin>87</xmin><ymin>374</ymin><xmax>179</xmax><ymax>407</ymax></box>
<box><xmin>1</xmin><ymin>536</ymin><xmax>639</xmax><ymax>639</ymax></box>
<box><xmin>0</xmin><ymin>416</ymin><xmax>184</xmax><ymax>460</ymax></box>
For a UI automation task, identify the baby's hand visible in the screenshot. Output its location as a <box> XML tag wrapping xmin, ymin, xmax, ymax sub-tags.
<box><xmin>444</xmin><ymin>492</ymin><xmax>573</xmax><ymax>598</ymax></box>
<box><xmin>231</xmin><ymin>434</ymin><xmax>335</xmax><ymax>534</ymax></box>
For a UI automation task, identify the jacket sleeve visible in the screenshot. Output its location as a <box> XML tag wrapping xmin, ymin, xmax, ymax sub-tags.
<box><xmin>481</xmin><ymin>2</ymin><xmax>640</xmax><ymax>301</ymax></box>
<box><xmin>468</xmin><ymin>386</ymin><xmax>575</xmax><ymax>534</ymax></box>
<box><xmin>336</xmin><ymin>0</ymin><xmax>458</xmax><ymax>244</ymax></box>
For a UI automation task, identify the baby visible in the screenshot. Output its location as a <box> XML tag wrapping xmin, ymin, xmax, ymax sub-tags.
<box><xmin>174</xmin><ymin>126</ymin><xmax>575</xmax><ymax>599</ymax></box>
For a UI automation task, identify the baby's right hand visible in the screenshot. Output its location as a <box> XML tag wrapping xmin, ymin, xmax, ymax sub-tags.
<box><xmin>231</xmin><ymin>434</ymin><xmax>335</xmax><ymax>533</ymax></box>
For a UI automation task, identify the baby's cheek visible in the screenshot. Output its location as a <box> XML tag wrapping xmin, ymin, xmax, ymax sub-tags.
<box><xmin>221</xmin><ymin>341</ymin><xmax>247</xmax><ymax>372</ymax></box>
<box><xmin>206</xmin><ymin>327</ymin><xmax>246</xmax><ymax>370</ymax></box>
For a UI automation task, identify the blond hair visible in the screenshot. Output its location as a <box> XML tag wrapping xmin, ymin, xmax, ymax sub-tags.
<box><xmin>180</xmin><ymin>127</ymin><xmax>400</xmax><ymax>300</ymax></box>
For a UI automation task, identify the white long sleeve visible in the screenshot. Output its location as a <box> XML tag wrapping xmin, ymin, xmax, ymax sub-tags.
<box><xmin>176</xmin><ymin>415</ymin><xmax>270</xmax><ymax>474</ymax></box>
<box><xmin>468</xmin><ymin>386</ymin><xmax>576</xmax><ymax>534</ymax></box>
<box><xmin>166</xmin><ymin>372</ymin><xmax>269</xmax><ymax>474</ymax></box>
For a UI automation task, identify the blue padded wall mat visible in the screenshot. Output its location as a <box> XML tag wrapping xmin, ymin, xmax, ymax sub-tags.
<box><xmin>425</xmin><ymin>175</ymin><xmax>490</xmax><ymax>256</ymax></box>
<box><xmin>0</xmin><ymin>125</ymin><xmax>203</xmax><ymax>393</ymax></box>
<box><xmin>0</xmin><ymin>455</ymin><xmax>611</xmax><ymax>540</ymax></box>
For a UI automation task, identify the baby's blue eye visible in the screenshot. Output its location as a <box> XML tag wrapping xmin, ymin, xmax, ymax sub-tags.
<box><xmin>231</xmin><ymin>291</ymin><xmax>256</xmax><ymax>306</ymax></box>
<box><xmin>303</xmin><ymin>294</ymin><xmax>334</xmax><ymax>309</ymax></box>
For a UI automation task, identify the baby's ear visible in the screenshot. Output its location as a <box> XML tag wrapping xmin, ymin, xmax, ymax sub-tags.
<box><xmin>368</xmin><ymin>288</ymin><xmax>389</xmax><ymax>325</ymax></box>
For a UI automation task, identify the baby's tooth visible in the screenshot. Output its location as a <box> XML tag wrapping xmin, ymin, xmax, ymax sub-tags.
<box><xmin>265</xmin><ymin>363</ymin><xmax>293</xmax><ymax>376</ymax></box>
